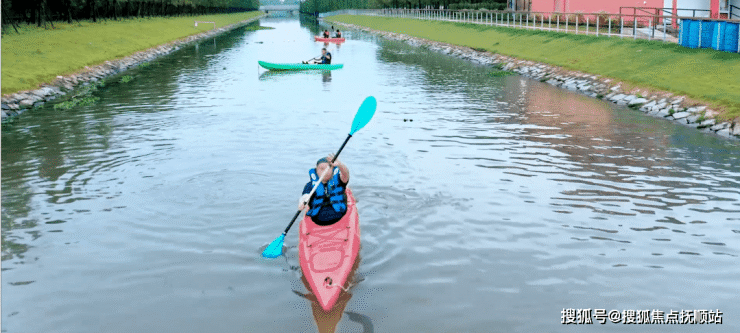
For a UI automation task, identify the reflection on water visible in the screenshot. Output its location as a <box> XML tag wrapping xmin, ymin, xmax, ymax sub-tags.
<box><xmin>299</xmin><ymin>255</ymin><xmax>363</xmax><ymax>333</ymax></box>
<box><xmin>258</xmin><ymin>69</ymin><xmax>333</xmax><ymax>83</ymax></box>
<box><xmin>2</xmin><ymin>16</ymin><xmax>739</xmax><ymax>333</ymax></box>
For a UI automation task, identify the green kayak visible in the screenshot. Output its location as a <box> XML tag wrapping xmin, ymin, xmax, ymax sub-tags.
<box><xmin>258</xmin><ymin>61</ymin><xmax>343</xmax><ymax>71</ymax></box>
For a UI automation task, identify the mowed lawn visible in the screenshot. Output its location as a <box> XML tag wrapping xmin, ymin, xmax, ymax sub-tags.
<box><xmin>1</xmin><ymin>12</ymin><xmax>262</xmax><ymax>95</ymax></box>
<box><xmin>328</xmin><ymin>15</ymin><xmax>740</xmax><ymax>119</ymax></box>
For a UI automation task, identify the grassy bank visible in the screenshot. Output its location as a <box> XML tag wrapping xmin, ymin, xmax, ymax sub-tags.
<box><xmin>1</xmin><ymin>12</ymin><xmax>262</xmax><ymax>95</ymax></box>
<box><xmin>327</xmin><ymin>15</ymin><xmax>740</xmax><ymax>119</ymax></box>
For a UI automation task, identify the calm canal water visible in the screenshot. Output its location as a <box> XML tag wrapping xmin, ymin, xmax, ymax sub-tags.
<box><xmin>2</xmin><ymin>15</ymin><xmax>739</xmax><ymax>333</ymax></box>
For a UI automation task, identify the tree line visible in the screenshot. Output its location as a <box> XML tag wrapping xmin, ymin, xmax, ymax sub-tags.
<box><xmin>299</xmin><ymin>0</ymin><xmax>506</xmax><ymax>15</ymax></box>
<box><xmin>2</xmin><ymin>0</ymin><xmax>260</xmax><ymax>31</ymax></box>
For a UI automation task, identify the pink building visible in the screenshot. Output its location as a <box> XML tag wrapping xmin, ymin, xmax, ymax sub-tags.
<box><xmin>513</xmin><ymin>0</ymin><xmax>737</xmax><ymax>19</ymax></box>
<box><xmin>526</xmin><ymin>0</ymin><xmax>664</xmax><ymax>14</ymax></box>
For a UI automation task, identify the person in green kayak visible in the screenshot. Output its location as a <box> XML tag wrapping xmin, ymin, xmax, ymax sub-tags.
<box><xmin>298</xmin><ymin>154</ymin><xmax>350</xmax><ymax>226</ymax></box>
<box><xmin>303</xmin><ymin>48</ymin><xmax>331</xmax><ymax>65</ymax></box>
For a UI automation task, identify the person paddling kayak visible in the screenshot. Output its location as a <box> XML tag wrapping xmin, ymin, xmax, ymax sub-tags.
<box><xmin>334</xmin><ymin>30</ymin><xmax>342</xmax><ymax>38</ymax></box>
<box><xmin>323</xmin><ymin>29</ymin><xmax>330</xmax><ymax>38</ymax></box>
<box><xmin>303</xmin><ymin>48</ymin><xmax>331</xmax><ymax>65</ymax></box>
<box><xmin>298</xmin><ymin>154</ymin><xmax>350</xmax><ymax>226</ymax></box>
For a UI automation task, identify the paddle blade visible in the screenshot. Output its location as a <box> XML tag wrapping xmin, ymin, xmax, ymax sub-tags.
<box><xmin>349</xmin><ymin>96</ymin><xmax>377</xmax><ymax>135</ymax></box>
<box><xmin>262</xmin><ymin>234</ymin><xmax>285</xmax><ymax>258</ymax></box>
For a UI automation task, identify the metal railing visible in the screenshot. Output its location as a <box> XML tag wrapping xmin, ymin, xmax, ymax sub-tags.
<box><xmin>320</xmin><ymin>8</ymin><xmax>740</xmax><ymax>47</ymax></box>
<box><xmin>318</xmin><ymin>9</ymin><xmax>365</xmax><ymax>17</ymax></box>
<box><xmin>730</xmin><ymin>5</ymin><xmax>740</xmax><ymax>19</ymax></box>
<box><xmin>194</xmin><ymin>21</ymin><xmax>216</xmax><ymax>29</ymax></box>
<box><xmin>619</xmin><ymin>6</ymin><xmax>712</xmax><ymax>18</ymax></box>
<box><xmin>327</xmin><ymin>9</ymin><xmax>689</xmax><ymax>42</ymax></box>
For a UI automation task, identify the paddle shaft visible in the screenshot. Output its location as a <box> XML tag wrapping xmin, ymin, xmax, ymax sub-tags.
<box><xmin>282</xmin><ymin>134</ymin><xmax>353</xmax><ymax>235</ymax></box>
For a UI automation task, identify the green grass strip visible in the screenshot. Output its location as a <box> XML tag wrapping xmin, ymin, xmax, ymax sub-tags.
<box><xmin>1</xmin><ymin>12</ymin><xmax>262</xmax><ymax>95</ymax></box>
<box><xmin>328</xmin><ymin>15</ymin><xmax>740</xmax><ymax>119</ymax></box>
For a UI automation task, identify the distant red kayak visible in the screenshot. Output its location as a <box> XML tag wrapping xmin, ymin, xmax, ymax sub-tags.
<box><xmin>299</xmin><ymin>188</ymin><xmax>360</xmax><ymax>312</ymax></box>
<box><xmin>315</xmin><ymin>36</ymin><xmax>346</xmax><ymax>43</ymax></box>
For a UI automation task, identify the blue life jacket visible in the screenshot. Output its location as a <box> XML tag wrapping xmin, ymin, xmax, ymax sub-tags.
<box><xmin>306</xmin><ymin>167</ymin><xmax>347</xmax><ymax>217</ymax></box>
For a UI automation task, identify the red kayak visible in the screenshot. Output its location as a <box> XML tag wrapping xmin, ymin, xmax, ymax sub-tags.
<box><xmin>315</xmin><ymin>36</ymin><xmax>346</xmax><ymax>43</ymax></box>
<box><xmin>299</xmin><ymin>188</ymin><xmax>360</xmax><ymax>312</ymax></box>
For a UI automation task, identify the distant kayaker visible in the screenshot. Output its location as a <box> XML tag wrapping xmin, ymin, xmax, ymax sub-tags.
<box><xmin>334</xmin><ymin>30</ymin><xmax>342</xmax><ymax>38</ymax></box>
<box><xmin>298</xmin><ymin>154</ymin><xmax>350</xmax><ymax>225</ymax></box>
<box><xmin>323</xmin><ymin>29</ymin><xmax>331</xmax><ymax>38</ymax></box>
<box><xmin>304</xmin><ymin>48</ymin><xmax>331</xmax><ymax>64</ymax></box>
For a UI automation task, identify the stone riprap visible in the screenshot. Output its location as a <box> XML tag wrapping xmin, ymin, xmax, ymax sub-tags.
<box><xmin>1</xmin><ymin>14</ymin><xmax>265</xmax><ymax>122</ymax></box>
<box><xmin>326</xmin><ymin>20</ymin><xmax>739</xmax><ymax>140</ymax></box>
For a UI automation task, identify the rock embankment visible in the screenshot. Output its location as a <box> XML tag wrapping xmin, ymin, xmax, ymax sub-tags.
<box><xmin>327</xmin><ymin>20</ymin><xmax>740</xmax><ymax>140</ymax></box>
<box><xmin>1</xmin><ymin>14</ymin><xmax>265</xmax><ymax>122</ymax></box>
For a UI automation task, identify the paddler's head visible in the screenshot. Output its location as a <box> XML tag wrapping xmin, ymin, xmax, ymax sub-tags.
<box><xmin>316</xmin><ymin>157</ymin><xmax>333</xmax><ymax>183</ymax></box>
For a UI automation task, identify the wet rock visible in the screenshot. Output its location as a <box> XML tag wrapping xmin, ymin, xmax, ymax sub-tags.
<box><xmin>49</xmin><ymin>86</ymin><xmax>65</xmax><ymax>96</ymax></box>
<box><xmin>733</xmin><ymin>126</ymin><xmax>740</xmax><ymax>136</ymax></box>
<box><xmin>19</xmin><ymin>99</ymin><xmax>35</xmax><ymax>108</ymax></box>
<box><xmin>629</xmin><ymin>98</ymin><xmax>648</xmax><ymax>106</ymax></box>
<box><xmin>686</xmin><ymin>115</ymin><xmax>701</xmax><ymax>124</ymax></box>
<box><xmin>32</xmin><ymin>87</ymin><xmax>56</xmax><ymax>97</ymax></box>
<box><xmin>700</xmin><ymin>119</ymin><xmax>716</xmax><ymax>127</ymax></box>
<box><xmin>671</xmin><ymin>112</ymin><xmax>691</xmax><ymax>120</ymax></box>
<box><xmin>1</xmin><ymin>103</ymin><xmax>9</xmax><ymax>110</ymax></box>
<box><xmin>710</xmin><ymin>122</ymin><xmax>730</xmax><ymax>131</ymax></box>
<box><xmin>716</xmin><ymin>128</ymin><xmax>732</xmax><ymax>137</ymax></box>
<box><xmin>609</xmin><ymin>94</ymin><xmax>626</xmax><ymax>102</ymax></box>
<box><xmin>657</xmin><ymin>109</ymin><xmax>671</xmax><ymax>117</ymax></box>
<box><xmin>564</xmin><ymin>83</ymin><xmax>578</xmax><ymax>91</ymax></box>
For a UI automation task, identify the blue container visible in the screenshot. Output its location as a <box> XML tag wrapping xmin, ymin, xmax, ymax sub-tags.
<box><xmin>681</xmin><ymin>19</ymin><xmax>701</xmax><ymax>48</ymax></box>
<box><xmin>711</xmin><ymin>21</ymin><xmax>740</xmax><ymax>53</ymax></box>
<box><xmin>699</xmin><ymin>20</ymin><xmax>715</xmax><ymax>48</ymax></box>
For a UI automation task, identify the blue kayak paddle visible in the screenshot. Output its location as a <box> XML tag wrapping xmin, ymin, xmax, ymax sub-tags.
<box><xmin>262</xmin><ymin>96</ymin><xmax>377</xmax><ymax>258</ymax></box>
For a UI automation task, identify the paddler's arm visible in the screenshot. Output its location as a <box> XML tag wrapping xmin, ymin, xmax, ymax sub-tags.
<box><xmin>327</xmin><ymin>153</ymin><xmax>349</xmax><ymax>184</ymax></box>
